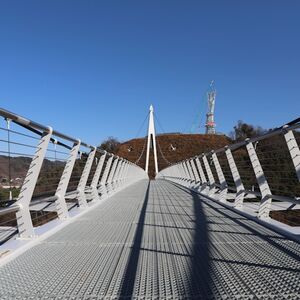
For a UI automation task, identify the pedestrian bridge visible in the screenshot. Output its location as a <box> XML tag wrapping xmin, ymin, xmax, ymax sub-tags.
<box><xmin>0</xmin><ymin>108</ymin><xmax>299</xmax><ymax>299</ymax></box>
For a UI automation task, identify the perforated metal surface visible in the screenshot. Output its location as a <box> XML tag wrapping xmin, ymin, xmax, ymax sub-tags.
<box><xmin>0</xmin><ymin>179</ymin><xmax>299</xmax><ymax>299</ymax></box>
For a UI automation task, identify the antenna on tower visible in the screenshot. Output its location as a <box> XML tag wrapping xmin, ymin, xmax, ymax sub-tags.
<box><xmin>205</xmin><ymin>81</ymin><xmax>216</xmax><ymax>134</ymax></box>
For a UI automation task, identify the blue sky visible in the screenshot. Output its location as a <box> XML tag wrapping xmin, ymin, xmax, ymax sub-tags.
<box><xmin>0</xmin><ymin>0</ymin><xmax>299</xmax><ymax>145</ymax></box>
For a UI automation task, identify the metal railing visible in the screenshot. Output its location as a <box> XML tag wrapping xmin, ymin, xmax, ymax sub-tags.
<box><xmin>156</xmin><ymin>118</ymin><xmax>300</xmax><ymax>224</ymax></box>
<box><xmin>0</xmin><ymin>108</ymin><xmax>148</xmax><ymax>242</ymax></box>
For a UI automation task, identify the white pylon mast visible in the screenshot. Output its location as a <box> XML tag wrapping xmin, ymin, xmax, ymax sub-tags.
<box><xmin>145</xmin><ymin>105</ymin><xmax>159</xmax><ymax>175</ymax></box>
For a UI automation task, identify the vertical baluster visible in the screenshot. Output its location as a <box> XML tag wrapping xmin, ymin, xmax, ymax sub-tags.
<box><xmin>195</xmin><ymin>157</ymin><xmax>209</xmax><ymax>194</ymax></box>
<box><xmin>246</xmin><ymin>139</ymin><xmax>272</xmax><ymax>219</ymax></box>
<box><xmin>77</xmin><ymin>147</ymin><xmax>96</xmax><ymax>208</ymax></box>
<box><xmin>283</xmin><ymin>126</ymin><xmax>300</xmax><ymax>181</ymax></box>
<box><xmin>225</xmin><ymin>146</ymin><xmax>245</xmax><ymax>208</ymax></box>
<box><xmin>16</xmin><ymin>127</ymin><xmax>53</xmax><ymax>238</ymax></box>
<box><xmin>90</xmin><ymin>151</ymin><xmax>106</xmax><ymax>201</ymax></box>
<box><xmin>100</xmin><ymin>155</ymin><xmax>114</xmax><ymax>197</ymax></box>
<box><xmin>211</xmin><ymin>151</ymin><xmax>227</xmax><ymax>202</ymax></box>
<box><xmin>55</xmin><ymin>140</ymin><xmax>81</xmax><ymax>219</ymax></box>
<box><xmin>202</xmin><ymin>154</ymin><xmax>216</xmax><ymax>196</ymax></box>
<box><xmin>190</xmin><ymin>158</ymin><xmax>200</xmax><ymax>189</ymax></box>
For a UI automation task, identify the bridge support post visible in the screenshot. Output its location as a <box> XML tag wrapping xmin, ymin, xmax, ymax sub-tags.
<box><xmin>77</xmin><ymin>147</ymin><xmax>96</xmax><ymax>208</ymax></box>
<box><xmin>100</xmin><ymin>155</ymin><xmax>114</xmax><ymax>198</ymax></box>
<box><xmin>90</xmin><ymin>151</ymin><xmax>106</xmax><ymax>201</ymax></box>
<box><xmin>184</xmin><ymin>160</ymin><xmax>194</xmax><ymax>187</ymax></box>
<box><xmin>190</xmin><ymin>158</ymin><xmax>200</xmax><ymax>189</ymax></box>
<box><xmin>107</xmin><ymin>156</ymin><xmax>119</xmax><ymax>193</ymax></box>
<box><xmin>225</xmin><ymin>147</ymin><xmax>245</xmax><ymax>208</ymax></box>
<box><xmin>246</xmin><ymin>140</ymin><xmax>272</xmax><ymax>219</ymax></box>
<box><xmin>16</xmin><ymin>127</ymin><xmax>53</xmax><ymax>238</ymax></box>
<box><xmin>211</xmin><ymin>151</ymin><xmax>227</xmax><ymax>202</ymax></box>
<box><xmin>186</xmin><ymin>160</ymin><xmax>195</xmax><ymax>187</ymax></box>
<box><xmin>202</xmin><ymin>155</ymin><xmax>216</xmax><ymax>196</ymax></box>
<box><xmin>55</xmin><ymin>140</ymin><xmax>81</xmax><ymax>219</ymax></box>
<box><xmin>195</xmin><ymin>157</ymin><xmax>209</xmax><ymax>194</ymax></box>
<box><xmin>113</xmin><ymin>158</ymin><xmax>123</xmax><ymax>190</ymax></box>
<box><xmin>180</xmin><ymin>162</ymin><xmax>188</xmax><ymax>186</ymax></box>
<box><xmin>283</xmin><ymin>126</ymin><xmax>300</xmax><ymax>181</ymax></box>
<box><xmin>174</xmin><ymin>164</ymin><xmax>182</xmax><ymax>184</ymax></box>
<box><xmin>117</xmin><ymin>160</ymin><xmax>126</xmax><ymax>187</ymax></box>
<box><xmin>178</xmin><ymin>164</ymin><xmax>186</xmax><ymax>185</ymax></box>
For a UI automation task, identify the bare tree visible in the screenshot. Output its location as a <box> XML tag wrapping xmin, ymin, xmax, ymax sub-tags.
<box><xmin>99</xmin><ymin>137</ymin><xmax>121</xmax><ymax>154</ymax></box>
<box><xmin>230</xmin><ymin>120</ymin><xmax>266</xmax><ymax>142</ymax></box>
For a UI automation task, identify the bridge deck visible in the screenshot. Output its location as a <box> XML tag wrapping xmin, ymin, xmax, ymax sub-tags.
<box><xmin>0</xmin><ymin>180</ymin><xmax>299</xmax><ymax>299</ymax></box>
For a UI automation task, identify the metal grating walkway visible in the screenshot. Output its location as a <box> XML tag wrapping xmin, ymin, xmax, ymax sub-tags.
<box><xmin>0</xmin><ymin>180</ymin><xmax>299</xmax><ymax>299</ymax></box>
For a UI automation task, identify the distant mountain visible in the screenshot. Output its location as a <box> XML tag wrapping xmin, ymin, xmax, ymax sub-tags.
<box><xmin>0</xmin><ymin>156</ymin><xmax>32</xmax><ymax>181</ymax></box>
<box><xmin>0</xmin><ymin>156</ymin><xmax>63</xmax><ymax>181</ymax></box>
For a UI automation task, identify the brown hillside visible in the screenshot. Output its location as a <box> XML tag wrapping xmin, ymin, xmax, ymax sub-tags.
<box><xmin>116</xmin><ymin>134</ymin><xmax>231</xmax><ymax>179</ymax></box>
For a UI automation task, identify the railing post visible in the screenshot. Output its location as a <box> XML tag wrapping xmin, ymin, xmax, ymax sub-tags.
<box><xmin>107</xmin><ymin>156</ymin><xmax>119</xmax><ymax>193</ymax></box>
<box><xmin>55</xmin><ymin>140</ymin><xmax>81</xmax><ymax>219</ymax></box>
<box><xmin>100</xmin><ymin>155</ymin><xmax>114</xmax><ymax>196</ymax></box>
<box><xmin>211</xmin><ymin>151</ymin><xmax>227</xmax><ymax>202</ymax></box>
<box><xmin>174</xmin><ymin>164</ymin><xmax>182</xmax><ymax>183</ymax></box>
<box><xmin>195</xmin><ymin>157</ymin><xmax>209</xmax><ymax>194</ymax></box>
<box><xmin>16</xmin><ymin>127</ymin><xmax>53</xmax><ymax>238</ymax></box>
<box><xmin>117</xmin><ymin>160</ymin><xmax>126</xmax><ymax>187</ymax></box>
<box><xmin>225</xmin><ymin>147</ymin><xmax>245</xmax><ymax>208</ymax></box>
<box><xmin>123</xmin><ymin>161</ymin><xmax>130</xmax><ymax>184</ymax></box>
<box><xmin>246</xmin><ymin>139</ymin><xmax>272</xmax><ymax>219</ymax></box>
<box><xmin>90</xmin><ymin>151</ymin><xmax>107</xmax><ymax>201</ymax></box>
<box><xmin>182</xmin><ymin>161</ymin><xmax>192</xmax><ymax>186</ymax></box>
<box><xmin>77</xmin><ymin>147</ymin><xmax>96</xmax><ymax>208</ymax></box>
<box><xmin>202</xmin><ymin>154</ymin><xmax>216</xmax><ymax>195</ymax></box>
<box><xmin>190</xmin><ymin>158</ymin><xmax>200</xmax><ymax>188</ymax></box>
<box><xmin>111</xmin><ymin>158</ymin><xmax>121</xmax><ymax>186</ymax></box>
<box><xmin>188</xmin><ymin>159</ymin><xmax>197</xmax><ymax>184</ymax></box>
<box><xmin>283</xmin><ymin>126</ymin><xmax>300</xmax><ymax>181</ymax></box>
<box><xmin>179</xmin><ymin>163</ymin><xmax>187</xmax><ymax>183</ymax></box>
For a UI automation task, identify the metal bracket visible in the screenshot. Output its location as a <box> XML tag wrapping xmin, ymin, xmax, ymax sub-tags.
<box><xmin>107</xmin><ymin>157</ymin><xmax>119</xmax><ymax>193</ymax></box>
<box><xmin>202</xmin><ymin>155</ymin><xmax>216</xmax><ymax>196</ymax></box>
<box><xmin>90</xmin><ymin>151</ymin><xmax>107</xmax><ymax>201</ymax></box>
<box><xmin>283</xmin><ymin>127</ymin><xmax>300</xmax><ymax>181</ymax></box>
<box><xmin>16</xmin><ymin>128</ymin><xmax>53</xmax><ymax>238</ymax></box>
<box><xmin>190</xmin><ymin>159</ymin><xmax>200</xmax><ymax>188</ymax></box>
<box><xmin>211</xmin><ymin>152</ymin><xmax>227</xmax><ymax>202</ymax></box>
<box><xmin>225</xmin><ymin>147</ymin><xmax>245</xmax><ymax>208</ymax></box>
<box><xmin>246</xmin><ymin>140</ymin><xmax>272</xmax><ymax>219</ymax></box>
<box><xmin>195</xmin><ymin>157</ymin><xmax>209</xmax><ymax>194</ymax></box>
<box><xmin>55</xmin><ymin>140</ymin><xmax>81</xmax><ymax>219</ymax></box>
<box><xmin>77</xmin><ymin>148</ymin><xmax>96</xmax><ymax>208</ymax></box>
<box><xmin>100</xmin><ymin>155</ymin><xmax>114</xmax><ymax>197</ymax></box>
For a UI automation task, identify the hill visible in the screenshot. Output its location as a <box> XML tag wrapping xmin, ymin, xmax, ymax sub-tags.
<box><xmin>116</xmin><ymin>133</ymin><xmax>231</xmax><ymax>179</ymax></box>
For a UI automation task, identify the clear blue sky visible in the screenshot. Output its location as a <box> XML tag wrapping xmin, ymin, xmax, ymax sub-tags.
<box><xmin>0</xmin><ymin>0</ymin><xmax>299</xmax><ymax>145</ymax></box>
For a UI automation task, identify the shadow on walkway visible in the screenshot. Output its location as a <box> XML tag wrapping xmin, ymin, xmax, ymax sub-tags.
<box><xmin>119</xmin><ymin>181</ymin><xmax>150</xmax><ymax>297</ymax></box>
<box><xmin>119</xmin><ymin>180</ymin><xmax>213</xmax><ymax>298</ymax></box>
